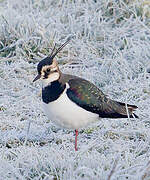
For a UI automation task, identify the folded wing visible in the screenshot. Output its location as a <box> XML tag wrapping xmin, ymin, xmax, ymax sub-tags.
<box><xmin>66</xmin><ymin>78</ymin><xmax>138</xmax><ymax>118</ymax></box>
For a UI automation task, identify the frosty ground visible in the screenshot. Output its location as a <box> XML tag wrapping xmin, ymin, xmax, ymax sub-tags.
<box><xmin>0</xmin><ymin>0</ymin><xmax>150</xmax><ymax>179</ymax></box>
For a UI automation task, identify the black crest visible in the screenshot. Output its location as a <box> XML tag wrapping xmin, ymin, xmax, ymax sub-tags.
<box><xmin>37</xmin><ymin>37</ymin><xmax>72</xmax><ymax>74</ymax></box>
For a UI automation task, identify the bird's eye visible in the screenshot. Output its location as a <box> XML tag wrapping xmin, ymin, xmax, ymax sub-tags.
<box><xmin>46</xmin><ymin>68</ymin><xmax>50</xmax><ymax>73</ymax></box>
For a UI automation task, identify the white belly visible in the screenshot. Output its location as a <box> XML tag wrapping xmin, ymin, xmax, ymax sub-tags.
<box><xmin>43</xmin><ymin>90</ymin><xmax>99</xmax><ymax>129</ymax></box>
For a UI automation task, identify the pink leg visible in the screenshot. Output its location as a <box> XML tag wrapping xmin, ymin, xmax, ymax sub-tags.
<box><xmin>75</xmin><ymin>129</ymin><xmax>78</xmax><ymax>151</ymax></box>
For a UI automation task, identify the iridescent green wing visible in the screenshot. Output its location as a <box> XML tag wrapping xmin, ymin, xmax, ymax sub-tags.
<box><xmin>66</xmin><ymin>78</ymin><xmax>137</xmax><ymax>118</ymax></box>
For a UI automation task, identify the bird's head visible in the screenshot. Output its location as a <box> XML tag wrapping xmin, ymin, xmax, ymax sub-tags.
<box><xmin>33</xmin><ymin>38</ymin><xmax>71</xmax><ymax>85</ymax></box>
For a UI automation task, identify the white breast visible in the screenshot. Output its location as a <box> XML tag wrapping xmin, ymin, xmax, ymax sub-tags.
<box><xmin>43</xmin><ymin>84</ymin><xmax>99</xmax><ymax>129</ymax></box>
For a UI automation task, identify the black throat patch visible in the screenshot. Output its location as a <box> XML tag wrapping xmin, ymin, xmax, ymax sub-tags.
<box><xmin>42</xmin><ymin>81</ymin><xmax>66</xmax><ymax>104</ymax></box>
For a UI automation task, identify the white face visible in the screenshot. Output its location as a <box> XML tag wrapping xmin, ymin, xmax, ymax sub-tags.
<box><xmin>40</xmin><ymin>60</ymin><xmax>60</xmax><ymax>86</ymax></box>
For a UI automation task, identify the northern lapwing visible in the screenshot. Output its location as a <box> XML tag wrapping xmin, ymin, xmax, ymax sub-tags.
<box><xmin>33</xmin><ymin>38</ymin><xmax>138</xmax><ymax>151</ymax></box>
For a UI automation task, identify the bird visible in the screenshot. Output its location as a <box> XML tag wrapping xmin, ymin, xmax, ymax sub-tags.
<box><xmin>33</xmin><ymin>38</ymin><xmax>138</xmax><ymax>151</ymax></box>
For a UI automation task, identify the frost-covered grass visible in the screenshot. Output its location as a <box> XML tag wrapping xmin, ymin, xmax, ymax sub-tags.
<box><xmin>0</xmin><ymin>0</ymin><xmax>150</xmax><ymax>179</ymax></box>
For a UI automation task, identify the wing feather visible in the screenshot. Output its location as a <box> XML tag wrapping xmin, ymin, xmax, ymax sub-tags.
<box><xmin>66</xmin><ymin>78</ymin><xmax>138</xmax><ymax>118</ymax></box>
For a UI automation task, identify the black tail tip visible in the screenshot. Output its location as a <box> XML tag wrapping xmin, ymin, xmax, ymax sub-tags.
<box><xmin>131</xmin><ymin>113</ymin><xmax>139</xmax><ymax>118</ymax></box>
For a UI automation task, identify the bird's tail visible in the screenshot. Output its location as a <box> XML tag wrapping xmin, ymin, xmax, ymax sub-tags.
<box><xmin>116</xmin><ymin>102</ymin><xmax>138</xmax><ymax>118</ymax></box>
<box><xmin>98</xmin><ymin>101</ymin><xmax>138</xmax><ymax>119</ymax></box>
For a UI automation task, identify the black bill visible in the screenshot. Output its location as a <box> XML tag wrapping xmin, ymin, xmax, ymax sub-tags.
<box><xmin>33</xmin><ymin>74</ymin><xmax>41</xmax><ymax>82</ymax></box>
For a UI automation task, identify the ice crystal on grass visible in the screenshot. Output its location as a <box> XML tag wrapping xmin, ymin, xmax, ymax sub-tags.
<box><xmin>0</xmin><ymin>0</ymin><xmax>150</xmax><ymax>179</ymax></box>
